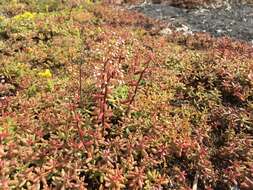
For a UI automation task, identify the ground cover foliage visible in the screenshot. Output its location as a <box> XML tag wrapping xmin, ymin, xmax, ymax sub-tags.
<box><xmin>0</xmin><ymin>0</ymin><xmax>253</xmax><ymax>189</ymax></box>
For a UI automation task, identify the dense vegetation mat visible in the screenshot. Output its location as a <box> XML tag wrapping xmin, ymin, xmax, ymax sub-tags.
<box><xmin>0</xmin><ymin>1</ymin><xmax>252</xmax><ymax>189</ymax></box>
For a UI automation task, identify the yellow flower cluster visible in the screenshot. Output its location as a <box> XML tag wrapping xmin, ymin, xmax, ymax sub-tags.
<box><xmin>38</xmin><ymin>69</ymin><xmax>52</xmax><ymax>78</ymax></box>
<box><xmin>13</xmin><ymin>12</ymin><xmax>36</xmax><ymax>21</ymax></box>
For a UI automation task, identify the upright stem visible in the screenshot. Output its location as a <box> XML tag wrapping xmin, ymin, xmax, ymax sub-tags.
<box><xmin>125</xmin><ymin>54</ymin><xmax>152</xmax><ymax>115</ymax></box>
<box><xmin>79</xmin><ymin>62</ymin><xmax>83</xmax><ymax>108</ymax></box>
<box><xmin>126</xmin><ymin>65</ymin><xmax>149</xmax><ymax>115</ymax></box>
<box><xmin>100</xmin><ymin>59</ymin><xmax>110</xmax><ymax>128</ymax></box>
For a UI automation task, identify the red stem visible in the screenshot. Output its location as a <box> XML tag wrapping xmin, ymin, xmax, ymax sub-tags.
<box><xmin>79</xmin><ymin>63</ymin><xmax>83</xmax><ymax>107</ymax></box>
<box><xmin>126</xmin><ymin>59</ymin><xmax>150</xmax><ymax>115</ymax></box>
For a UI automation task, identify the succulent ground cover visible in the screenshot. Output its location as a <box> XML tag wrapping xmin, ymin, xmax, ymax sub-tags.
<box><xmin>0</xmin><ymin>0</ymin><xmax>253</xmax><ymax>189</ymax></box>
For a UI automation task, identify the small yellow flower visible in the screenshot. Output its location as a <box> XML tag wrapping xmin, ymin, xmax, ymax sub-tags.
<box><xmin>13</xmin><ymin>12</ymin><xmax>35</xmax><ymax>21</ymax></box>
<box><xmin>38</xmin><ymin>69</ymin><xmax>52</xmax><ymax>78</ymax></box>
<box><xmin>0</xmin><ymin>16</ymin><xmax>5</xmax><ymax>22</ymax></box>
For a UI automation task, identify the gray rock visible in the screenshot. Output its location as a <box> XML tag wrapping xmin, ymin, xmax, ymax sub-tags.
<box><xmin>128</xmin><ymin>2</ymin><xmax>253</xmax><ymax>42</ymax></box>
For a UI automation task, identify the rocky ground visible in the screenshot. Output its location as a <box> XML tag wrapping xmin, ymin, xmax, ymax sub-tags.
<box><xmin>127</xmin><ymin>2</ymin><xmax>253</xmax><ymax>44</ymax></box>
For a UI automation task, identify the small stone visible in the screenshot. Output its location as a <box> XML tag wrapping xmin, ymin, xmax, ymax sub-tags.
<box><xmin>159</xmin><ymin>27</ymin><xmax>172</xmax><ymax>35</ymax></box>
